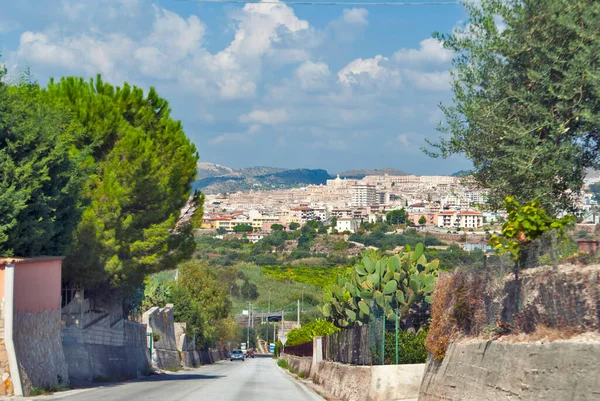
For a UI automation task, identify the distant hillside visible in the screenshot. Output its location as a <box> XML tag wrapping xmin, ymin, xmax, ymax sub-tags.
<box><xmin>336</xmin><ymin>168</ymin><xmax>409</xmax><ymax>179</ymax></box>
<box><xmin>196</xmin><ymin>162</ymin><xmax>286</xmax><ymax>180</ymax></box>
<box><xmin>451</xmin><ymin>170</ymin><xmax>473</xmax><ymax>177</ymax></box>
<box><xmin>193</xmin><ymin>164</ymin><xmax>331</xmax><ymax>193</ymax></box>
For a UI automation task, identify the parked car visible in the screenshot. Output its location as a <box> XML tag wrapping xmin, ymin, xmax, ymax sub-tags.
<box><xmin>230</xmin><ymin>349</ymin><xmax>245</xmax><ymax>361</ymax></box>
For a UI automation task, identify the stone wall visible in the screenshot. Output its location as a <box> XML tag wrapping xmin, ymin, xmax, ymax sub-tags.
<box><xmin>0</xmin><ymin>301</ymin><xmax>13</xmax><ymax>396</ymax></box>
<box><xmin>143</xmin><ymin>305</ymin><xmax>180</xmax><ymax>371</ymax></box>
<box><xmin>14</xmin><ymin>310</ymin><xmax>69</xmax><ymax>395</ymax></box>
<box><xmin>62</xmin><ymin>316</ymin><xmax>150</xmax><ymax>382</ymax></box>
<box><xmin>419</xmin><ymin>339</ymin><xmax>600</xmax><ymax>401</ymax></box>
<box><xmin>281</xmin><ymin>353</ymin><xmax>424</xmax><ymax>401</ymax></box>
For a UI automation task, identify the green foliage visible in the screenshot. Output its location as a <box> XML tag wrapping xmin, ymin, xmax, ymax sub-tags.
<box><xmin>418</xmin><ymin>216</ymin><xmax>427</xmax><ymax>226</ymax></box>
<box><xmin>277</xmin><ymin>359</ymin><xmax>289</xmax><ymax>368</ymax></box>
<box><xmin>289</xmin><ymin>222</ymin><xmax>300</xmax><ymax>231</ymax></box>
<box><xmin>488</xmin><ymin>197</ymin><xmax>575</xmax><ymax>260</ymax></box>
<box><xmin>0</xmin><ymin>73</ymin><xmax>83</xmax><ymax>257</ymax></box>
<box><xmin>271</xmin><ymin>224</ymin><xmax>284</xmax><ymax>232</ymax></box>
<box><xmin>384</xmin><ymin>328</ymin><xmax>428</xmax><ymax>365</ymax></box>
<box><xmin>349</xmin><ymin>229</ymin><xmax>444</xmax><ymax>251</ymax></box>
<box><xmin>428</xmin><ymin>0</ymin><xmax>600</xmax><ymax>213</ymax></box>
<box><xmin>285</xmin><ymin>320</ymin><xmax>339</xmax><ymax>346</ymax></box>
<box><xmin>261</xmin><ymin>265</ymin><xmax>339</xmax><ymax>289</ymax></box>
<box><xmin>386</xmin><ymin>209</ymin><xmax>407</xmax><ymax>225</ymax></box>
<box><xmin>233</xmin><ymin>224</ymin><xmax>253</xmax><ymax>233</ymax></box>
<box><xmin>240</xmin><ymin>279</ymin><xmax>259</xmax><ymax>300</ymax></box>
<box><xmin>321</xmin><ymin>246</ymin><xmax>439</xmax><ymax>328</ymax></box>
<box><xmin>44</xmin><ymin>75</ymin><xmax>199</xmax><ymax>292</ymax></box>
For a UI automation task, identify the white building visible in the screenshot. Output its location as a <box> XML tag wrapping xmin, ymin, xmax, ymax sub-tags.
<box><xmin>437</xmin><ymin>211</ymin><xmax>484</xmax><ymax>229</ymax></box>
<box><xmin>352</xmin><ymin>184</ymin><xmax>377</xmax><ymax>207</ymax></box>
<box><xmin>336</xmin><ymin>218</ymin><xmax>360</xmax><ymax>233</ymax></box>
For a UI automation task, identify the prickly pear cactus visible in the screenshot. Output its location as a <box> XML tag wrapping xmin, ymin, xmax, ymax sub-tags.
<box><xmin>321</xmin><ymin>243</ymin><xmax>439</xmax><ymax>327</ymax></box>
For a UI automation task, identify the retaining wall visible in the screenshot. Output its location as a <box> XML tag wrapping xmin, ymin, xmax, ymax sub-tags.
<box><xmin>62</xmin><ymin>317</ymin><xmax>150</xmax><ymax>382</ymax></box>
<box><xmin>419</xmin><ymin>339</ymin><xmax>600</xmax><ymax>401</ymax></box>
<box><xmin>143</xmin><ymin>305</ymin><xmax>180</xmax><ymax>371</ymax></box>
<box><xmin>281</xmin><ymin>353</ymin><xmax>424</xmax><ymax>401</ymax></box>
<box><xmin>15</xmin><ymin>310</ymin><xmax>69</xmax><ymax>395</ymax></box>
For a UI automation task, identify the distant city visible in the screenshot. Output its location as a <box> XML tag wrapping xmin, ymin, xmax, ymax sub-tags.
<box><xmin>192</xmin><ymin>164</ymin><xmax>600</xmax><ymax>240</ymax></box>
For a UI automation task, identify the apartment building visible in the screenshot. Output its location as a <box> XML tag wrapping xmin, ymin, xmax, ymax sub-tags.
<box><xmin>352</xmin><ymin>184</ymin><xmax>377</xmax><ymax>207</ymax></box>
<box><xmin>436</xmin><ymin>211</ymin><xmax>484</xmax><ymax>229</ymax></box>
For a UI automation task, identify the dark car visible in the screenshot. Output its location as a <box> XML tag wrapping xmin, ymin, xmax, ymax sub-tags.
<box><xmin>230</xmin><ymin>349</ymin><xmax>245</xmax><ymax>361</ymax></box>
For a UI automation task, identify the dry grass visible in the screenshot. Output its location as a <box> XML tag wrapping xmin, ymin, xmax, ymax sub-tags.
<box><xmin>496</xmin><ymin>325</ymin><xmax>582</xmax><ymax>343</ymax></box>
<box><xmin>426</xmin><ymin>270</ymin><xmax>491</xmax><ymax>360</ymax></box>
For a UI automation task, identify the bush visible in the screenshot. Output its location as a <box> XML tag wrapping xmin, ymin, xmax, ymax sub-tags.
<box><xmin>384</xmin><ymin>328</ymin><xmax>429</xmax><ymax>364</ymax></box>
<box><xmin>277</xmin><ymin>359</ymin><xmax>289</xmax><ymax>368</ymax></box>
<box><xmin>425</xmin><ymin>271</ymin><xmax>487</xmax><ymax>360</ymax></box>
<box><xmin>285</xmin><ymin>319</ymin><xmax>339</xmax><ymax>346</ymax></box>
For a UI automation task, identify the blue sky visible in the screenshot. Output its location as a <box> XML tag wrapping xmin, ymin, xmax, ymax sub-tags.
<box><xmin>0</xmin><ymin>0</ymin><xmax>473</xmax><ymax>175</ymax></box>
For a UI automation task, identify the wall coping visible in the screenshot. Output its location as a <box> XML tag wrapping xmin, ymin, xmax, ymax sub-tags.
<box><xmin>0</xmin><ymin>256</ymin><xmax>64</xmax><ymax>267</ymax></box>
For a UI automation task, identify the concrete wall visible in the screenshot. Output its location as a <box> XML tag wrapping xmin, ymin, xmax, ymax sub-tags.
<box><xmin>419</xmin><ymin>339</ymin><xmax>600</xmax><ymax>401</ymax></box>
<box><xmin>62</xmin><ymin>316</ymin><xmax>150</xmax><ymax>382</ymax></box>
<box><xmin>281</xmin><ymin>354</ymin><xmax>313</xmax><ymax>376</ymax></box>
<box><xmin>281</xmin><ymin>353</ymin><xmax>424</xmax><ymax>401</ymax></box>
<box><xmin>143</xmin><ymin>305</ymin><xmax>181</xmax><ymax>371</ymax></box>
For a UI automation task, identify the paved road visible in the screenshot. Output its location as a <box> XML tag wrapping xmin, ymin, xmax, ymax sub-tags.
<box><xmin>23</xmin><ymin>356</ymin><xmax>323</xmax><ymax>401</ymax></box>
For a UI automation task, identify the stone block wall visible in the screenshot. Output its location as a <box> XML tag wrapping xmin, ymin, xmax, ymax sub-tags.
<box><xmin>0</xmin><ymin>301</ymin><xmax>13</xmax><ymax>396</ymax></box>
<box><xmin>14</xmin><ymin>310</ymin><xmax>69</xmax><ymax>395</ymax></box>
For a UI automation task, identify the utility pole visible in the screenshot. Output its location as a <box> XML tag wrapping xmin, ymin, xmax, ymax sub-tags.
<box><xmin>247</xmin><ymin>301</ymin><xmax>251</xmax><ymax>347</ymax></box>
<box><xmin>281</xmin><ymin>310</ymin><xmax>284</xmax><ymax>337</ymax></box>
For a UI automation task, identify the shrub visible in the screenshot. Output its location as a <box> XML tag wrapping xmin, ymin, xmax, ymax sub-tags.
<box><xmin>425</xmin><ymin>271</ymin><xmax>487</xmax><ymax>360</ymax></box>
<box><xmin>277</xmin><ymin>359</ymin><xmax>289</xmax><ymax>369</ymax></box>
<box><xmin>384</xmin><ymin>327</ymin><xmax>429</xmax><ymax>364</ymax></box>
<box><xmin>286</xmin><ymin>319</ymin><xmax>339</xmax><ymax>346</ymax></box>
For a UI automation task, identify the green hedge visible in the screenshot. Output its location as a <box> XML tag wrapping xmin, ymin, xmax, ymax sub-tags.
<box><xmin>384</xmin><ymin>328</ymin><xmax>428</xmax><ymax>364</ymax></box>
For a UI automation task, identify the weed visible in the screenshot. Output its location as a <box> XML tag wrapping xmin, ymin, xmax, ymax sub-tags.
<box><xmin>277</xmin><ymin>359</ymin><xmax>289</xmax><ymax>369</ymax></box>
<box><xmin>298</xmin><ymin>371</ymin><xmax>307</xmax><ymax>378</ymax></box>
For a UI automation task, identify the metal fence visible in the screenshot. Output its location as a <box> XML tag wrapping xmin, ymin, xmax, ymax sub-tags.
<box><xmin>282</xmin><ymin>341</ymin><xmax>314</xmax><ymax>357</ymax></box>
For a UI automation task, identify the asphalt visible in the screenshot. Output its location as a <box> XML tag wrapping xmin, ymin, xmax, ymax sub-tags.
<box><xmin>16</xmin><ymin>356</ymin><xmax>324</xmax><ymax>401</ymax></box>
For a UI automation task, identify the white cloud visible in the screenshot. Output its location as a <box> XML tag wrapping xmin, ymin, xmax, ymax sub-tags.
<box><xmin>397</xmin><ymin>133</ymin><xmax>410</xmax><ymax>147</ymax></box>
<box><xmin>295</xmin><ymin>61</ymin><xmax>331</xmax><ymax>91</ymax></box>
<box><xmin>240</xmin><ymin>108</ymin><xmax>289</xmax><ymax>125</ymax></box>
<box><xmin>338</xmin><ymin>55</ymin><xmax>390</xmax><ymax>85</ymax></box>
<box><xmin>209</xmin><ymin>132</ymin><xmax>252</xmax><ymax>145</ymax></box>
<box><xmin>393</xmin><ymin>38</ymin><xmax>453</xmax><ymax>64</ymax></box>
<box><xmin>341</xmin><ymin>8</ymin><xmax>368</xmax><ymax>26</ymax></box>
<box><xmin>405</xmin><ymin>70</ymin><xmax>451</xmax><ymax>91</ymax></box>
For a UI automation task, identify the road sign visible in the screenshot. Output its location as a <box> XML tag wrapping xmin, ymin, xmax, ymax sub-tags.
<box><xmin>280</xmin><ymin>335</ymin><xmax>287</xmax><ymax>346</ymax></box>
<box><xmin>242</xmin><ymin>310</ymin><xmax>249</xmax><ymax>316</ymax></box>
<box><xmin>269</xmin><ymin>343</ymin><xmax>275</xmax><ymax>353</ymax></box>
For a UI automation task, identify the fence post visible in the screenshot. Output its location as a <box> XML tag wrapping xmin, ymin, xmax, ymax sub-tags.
<box><xmin>381</xmin><ymin>314</ymin><xmax>385</xmax><ymax>365</ymax></box>
<box><xmin>395</xmin><ymin>308</ymin><xmax>399</xmax><ymax>365</ymax></box>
